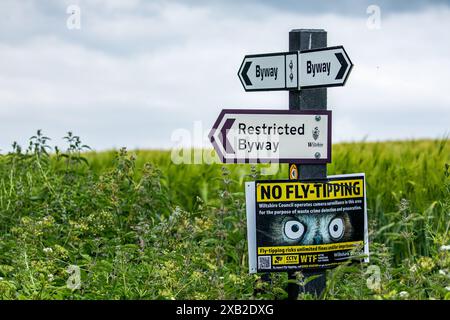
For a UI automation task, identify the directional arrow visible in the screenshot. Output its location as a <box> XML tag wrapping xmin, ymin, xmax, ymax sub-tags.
<box><xmin>241</xmin><ymin>61</ymin><xmax>252</xmax><ymax>86</ymax></box>
<box><xmin>209</xmin><ymin>109</ymin><xmax>332</xmax><ymax>163</ymax></box>
<box><xmin>299</xmin><ymin>45</ymin><xmax>353</xmax><ymax>89</ymax></box>
<box><xmin>219</xmin><ymin>118</ymin><xmax>235</xmax><ymax>153</ymax></box>
<box><xmin>335</xmin><ymin>52</ymin><xmax>348</xmax><ymax>80</ymax></box>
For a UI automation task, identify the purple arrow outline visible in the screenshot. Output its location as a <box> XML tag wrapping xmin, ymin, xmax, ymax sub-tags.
<box><xmin>219</xmin><ymin>118</ymin><xmax>235</xmax><ymax>154</ymax></box>
<box><xmin>208</xmin><ymin>109</ymin><xmax>332</xmax><ymax>164</ymax></box>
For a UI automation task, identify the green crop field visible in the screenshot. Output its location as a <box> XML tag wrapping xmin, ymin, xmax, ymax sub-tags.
<box><xmin>0</xmin><ymin>131</ymin><xmax>449</xmax><ymax>300</ymax></box>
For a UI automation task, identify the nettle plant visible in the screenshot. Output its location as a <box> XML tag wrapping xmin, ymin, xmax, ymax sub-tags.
<box><xmin>0</xmin><ymin>130</ymin><xmax>171</xmax><ymax>299</ymax></box>
<box><xmin>56</xmin><ymin>131</ymin><xmax>91</xmax><ymax>170</ymax></box>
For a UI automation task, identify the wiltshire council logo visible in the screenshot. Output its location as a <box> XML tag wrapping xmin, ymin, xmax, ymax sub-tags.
<box><xmin>312</xmin><ymin>126</ymin><xmax>320</xmax><ymax>141</ymax></box>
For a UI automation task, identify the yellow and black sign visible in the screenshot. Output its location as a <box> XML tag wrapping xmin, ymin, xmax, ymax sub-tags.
<box><xmin>256</xmin><ymin>178</ymin><xmax>363</xmax><ymax>202</ymax></box>
<box><xmin>248</xmin><ymin>174</ymin><xmax>368</xmax><ymax>273</ymax></box>
<box><xmin>258</xmin><ymin>241</ymin><xmax>364</xmax><ymax>255</ymax></box>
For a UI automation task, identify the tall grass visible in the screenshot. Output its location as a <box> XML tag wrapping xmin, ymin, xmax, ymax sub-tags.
<box><xmin>85</xmin><ymin>139</ymin><xmax>449</xmax><ymax>261</ymax></box>
<box><xmin>0</xmin><ymin>132</ymin><xmax>448</xmax><ymax>299</ymax></box>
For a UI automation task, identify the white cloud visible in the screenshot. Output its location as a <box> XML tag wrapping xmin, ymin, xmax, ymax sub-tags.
<box><xmin>0</xmin><ymin>2</ymin><xmax>448</xmax><ymax>151</ymax></box>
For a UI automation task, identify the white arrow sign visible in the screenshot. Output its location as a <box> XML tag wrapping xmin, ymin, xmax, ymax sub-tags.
<box><xmin>299</xmin><ymin>46</ymin><xmax>353</xmax><ymax>89</ymax></box>
<box><xmin>209</xmin><ymin>109</ymin><xmax>331</xmax><ymax>163</ymax></box>
<box><xmin>238</xmin><ymin>46</ymin><xmax>352</xmax><ymax>91</ymax></box>
<box><xmin>237</xmin><ymin>52</ymin><xmax>299</xmax><ymax>91</ymax></box>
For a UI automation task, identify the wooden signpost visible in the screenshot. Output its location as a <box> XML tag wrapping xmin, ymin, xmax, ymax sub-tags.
<box><xmin>288</xmin><ymin>29</ymin><xmax>328</xmax><ymax>298</ymax></box>
<box><xmin>211</xmin><ymin>29</ymin><xmax>366</xmax><ymax>299</ymax></box>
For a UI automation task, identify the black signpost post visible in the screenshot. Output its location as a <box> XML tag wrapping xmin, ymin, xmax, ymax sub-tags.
<box><xmin>288</xmin><ymin>29</ymin><xmax>328</xmax><ymax>299</ymax></box>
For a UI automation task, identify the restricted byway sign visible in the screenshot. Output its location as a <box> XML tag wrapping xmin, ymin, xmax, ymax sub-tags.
<box><xmin>238</xmin><ymin>46</ymin><xmax>352</xmax><ymax>91</ymax></box>
<box><xmin>209</xmin><ymin>109</ymin><xmax>331</xmax><ymax>163</ymax></box>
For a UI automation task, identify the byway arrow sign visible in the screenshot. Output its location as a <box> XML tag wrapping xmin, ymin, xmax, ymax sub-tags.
<box><xmin>238</xmin><ymin>46</ymin><xmax>352</xmax><ymax>91</ymax></box>
<box><xmin>299</xmin><ymin>46</ymin><xmax>353</xmax><ymax>89</ymax></box>
<box><xmin>238</xmin><ymin>52</ymin><xmax>299</xmax><ymax>91</ymax></box>
<box><xmin>209</xmin><ymin>109</ymin><xmax>331</xmax><ymax>163</ymax></box>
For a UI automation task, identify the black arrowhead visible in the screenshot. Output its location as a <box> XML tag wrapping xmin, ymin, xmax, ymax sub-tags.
<box><xmin>241</xmin><ymin>61</ymin><xmax>252</xmax><ymax>86</ymax></box>
<box><xmin>335</xmin><ymin>52</ymin><xmax>348</xmax><ymax>80</ymax></box>
<box><xmin>219</xmin><ymin>118</ymin><xmax>235</xmax><ymax>154</ymax></box>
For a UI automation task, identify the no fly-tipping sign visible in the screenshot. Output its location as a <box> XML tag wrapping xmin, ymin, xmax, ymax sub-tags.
<box><xmin>208</xmin><ymin>109</ymin><xmax>331</xmax><ymax>163</ymax></box>
<box><xmin>238</xmin><ymin>46</ymin><xmax>352</xmax><ymax>91</ymax></box>
<box><xmin>245</xmin><ymin>173</ymin><xmax>369</xmax><ymax>273</ymax></box>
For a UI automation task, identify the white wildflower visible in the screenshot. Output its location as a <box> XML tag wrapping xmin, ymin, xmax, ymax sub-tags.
<box><xmin>440</xmin><ymin>245</ymin><xmax>450</xmax><ymax>251</ymax></box>
<box><xmin>399</xmin><ymin>291</ymin><xmax>409</xmax><ymax>298</ymax></box>
<box><xmin>0</xmin><ymin>277</ymin><xmax>3</xmax><ymax>281</ymax></box>
<box><xmin>439</xmin><ymin>269</ymin><xmax>446</xmax><ymax>276</ymax></box>
<box><xmin>446</xmin><ymin>286</ymin><xmax>450</xmax><ymax>291</ymax></box>
<box><xmin>43</xmin><ymin>247</ymin><xmax>53</xmax><ymax>254</ymax></box>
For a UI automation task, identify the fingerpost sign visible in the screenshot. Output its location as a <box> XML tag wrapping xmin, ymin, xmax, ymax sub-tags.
<box><xmin>238</xmin><ymin>46</ymin><xmax>352</xmax><ymax>91</ymax></box>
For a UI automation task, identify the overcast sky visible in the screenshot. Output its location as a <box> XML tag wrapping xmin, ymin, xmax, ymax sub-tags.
<box><xmin>0</xmin><ymin>0</ymin><xmax>449</xmax><ymax>151</ymax></box>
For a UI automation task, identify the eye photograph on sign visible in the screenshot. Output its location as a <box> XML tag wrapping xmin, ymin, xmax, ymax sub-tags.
<box><xmin>0</xmin><ymin>0</ymin><xmax>448</xmax><ymax>313</ymax></box>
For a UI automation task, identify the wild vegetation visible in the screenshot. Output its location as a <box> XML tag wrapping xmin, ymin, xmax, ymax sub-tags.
<box><xmin>0</xmin><ymin>130</ymin><xmax>448</xmax><ymax>299</ymax></box>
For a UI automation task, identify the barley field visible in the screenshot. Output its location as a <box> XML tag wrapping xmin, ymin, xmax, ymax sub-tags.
<box><xmin>0</xmin><ymin>131</ymin><xmax>448</xmax><ymax>299</ymax></box>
